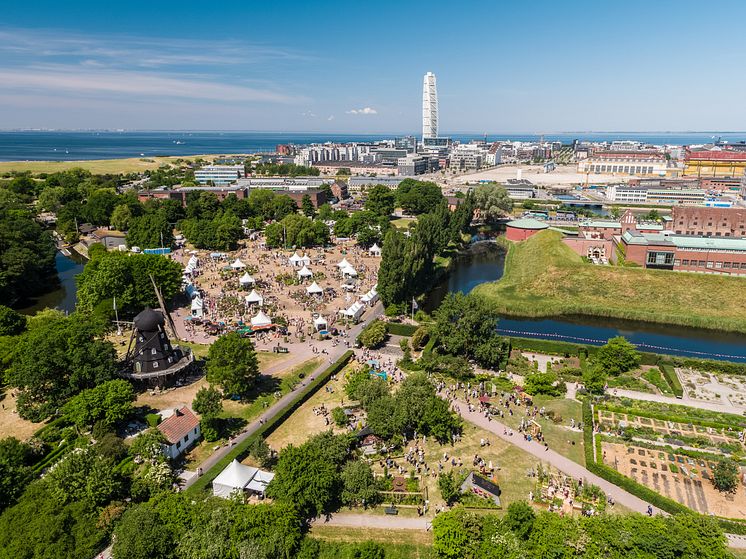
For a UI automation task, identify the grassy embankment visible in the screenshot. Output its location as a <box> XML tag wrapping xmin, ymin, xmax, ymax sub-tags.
<box><xmin>472</xmin><ymin>230</ymin><xmax>746</xmax><ymax>333</ymax></box>
<box><xmin>0</xmin><ymin>153</ymin><xmax>246</xmax><ymax>175</ymax></box>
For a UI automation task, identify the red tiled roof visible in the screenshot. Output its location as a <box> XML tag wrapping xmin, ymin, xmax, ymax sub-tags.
<box><xmin>157</xmin><ymin>406</ymin><xmax>199</xmax><ymax>444</ymax></box>
<box><xmin>685</xmin><ymin>150</ymin><xmax>746</xmax><ymax>161</ymax></box>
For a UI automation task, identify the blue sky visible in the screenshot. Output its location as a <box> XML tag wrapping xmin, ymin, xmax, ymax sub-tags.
<box><xmin>1</xmin><ymin>0</ymin><xmax>745</xmax><ymax>133</ymax></box>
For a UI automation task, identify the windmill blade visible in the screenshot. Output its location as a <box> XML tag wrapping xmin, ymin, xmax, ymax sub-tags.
<box><xmin>150</xmin><ymin>274</ymin><xmax>179</xmax><ymax>340</ymax></box>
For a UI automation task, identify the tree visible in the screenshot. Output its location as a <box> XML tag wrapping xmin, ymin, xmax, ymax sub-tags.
<box><xmin>81</xmin><ymin>188</ymin><xmax>119</xmax><ymax>225</ymax></box>
<box><xmin>265</xmin><ymin>213</ymin><xmax>329</xmax><ymax>249</ymax></box>
<box><xmin>523</xmin><ymin>372</ymin><xmax>563</xmax><ymax>397</ymax></box>
<box><xmin>396</xmin><ymin>179</ymin><xmax>444</xmax><ymax>215</ymax></box>
<box><xmin>712</xmin><ymin>459</ymin><xmax>739</xmax><ymax>493</ymax></box>
<box><xmin>582</xmin><ymin>364</ymin><xmax>607</xmax><ymax>394</ymax></box>
<box><xmin>62</xmin><ymin>379</ymin><xmax>135</xmax><ymax>430</ymax></box>
<box><xmin>126</xmin><ymin>212</ymin><xmax>173</xmax><ymax>249</ymax></box>
<box><xmin>206</xmin><ymin>332</ymin><xmax>260</xmax><ymax>397</ymax></box>
<box><xmin>7</xmin><ymin>313</ymin><xmax>116</xmax><ymax>421</ymax></box>
<box><xmin>249</xmin><ymin>437</ymin><xmax>272</xmax><ymax>468</ymax></box>
<box><xmin>76</xmin><ymin>251</ymin><xmax>183</xmax><ymax>316</ymax></box>
<box><xmin>377</xmin><ymin>228</ymin><xmax>409</xmax><ymax>307</ymax></box>
<box><xmin>0</xmin><ymin>305</ymin><xmax>25</xmax><ymax>336</ymax></box>
<box><xmin>357</xmin><ymin>320</ymin><xmax>388</xmax><ymax>348</ymax></box>
<box><xmin>0</xmin><ymin>191</ymin><xmax>57</xmax><ymax>306</ymax></box>
<box><xmin>112</xmin><ymin>504</ymin><xmax>174</xmax><ymax>559</ymax></box>
<box><xmin>0</xmin><ymin>437</ymin><xmax>33</xmax><ymax>512</ymax></box>
<box><xmin>45</xmin><ymin>446</ymin><xmax>123</xmax><ymax>507</ymax></box>
<box><xmin>411</xmin><ymin>326</ymin><xmax>430</xmax><ymax>350</ymax></box>
<box><xmin>504</xmin><ymin>501</ymin><xmax>535</xmax><ymax>540</ymax></box>
<box><xmin>332</xmin><ymin>406</ymin><xmax>348</xmax><ymax>427</ymax></box>
<box><xmin>340</xmin><ymin>460</ymin><xmax>380</xmax><ymax>506</ymax></box>
<box><xmin>472</xmin><ymin>183</ymin><xmax>513</xmax><ymax>222</ymax></box>
<box><xmin>364</xmin><ymin>184</ymin><xmax>396</xmax><ymax>217</ymax></box>
<box><xmin>595</xmin><ymin>336</ymin><xmax>640</xmax><ymax>376</ymax></box>
<box><xmin>431</xmin><ymin>507</ymin><xmax>482</xmax><ymax>559</ymax></box>
<box><xmin>129</xmin><ymin>428</ymin><xmax>168</xmax><ymax>464</ymax></box>
<box><xmin>301</xmin><ymin>194</ymin><xmax>316</xmax><ymax>217</ymax></box>
<box><xmin>110</xmin><ymin>203</ymin><xmax>134</xmax><ymax>231</ymax></box>
<box><xmin>438</xmin><ymin>471</ymin><xmax>461</xmax><ymax>505</ymax></box>
<box><xmin>192</xmin><ymin>385</ymin><xmax>223</xmax><ymax>417</ymax></box>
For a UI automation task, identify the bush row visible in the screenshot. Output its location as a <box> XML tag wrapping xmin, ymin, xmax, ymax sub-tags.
<box><xmin>581</xmin><ymin>400</ymin><xmax>746</xmax><ymax>535</ymax></box>
<box><xmin>508</xmin><ymin>337</ymin><xmax>594</xmax><ymax>357</ymax></box>
<box><xmin>185</xmin><ymin>350</ymin><xmax>354</xmax><ymax>495</ymax></box>
<box><xmin>658</xmin><ymin>362</ymin><xmax>684</xmax><ymax>398</ymax></box>
<box><xmin>384</xmin><ymin>323</ymin><xmax>418</xmax><ymax>337</ymax></box>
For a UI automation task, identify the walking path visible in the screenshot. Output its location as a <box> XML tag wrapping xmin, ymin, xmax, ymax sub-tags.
<box><xmin>452</xmin><ymin>398</ymin><xmax>654</xmax><ymax>514</ymax></box>
<box><xmin>182</xmin><ymin>303</ymin><xmax>383</xmax><ymax>490</ymax></box>
<box><xmin>315</xmin><ymin>513</ymin><xmax>431</xmax><ymax>531</ymax></box>
<box><xmin>610</xmin><ymin>388</ymin><xmax>746</xmax><ymax>414</ymax></box>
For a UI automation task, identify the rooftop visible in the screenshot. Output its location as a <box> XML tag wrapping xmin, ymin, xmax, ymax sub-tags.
<box><xmin>506</xmin><ymin>218</ymin><xmax>549</xmax><ymax>230</ymax></box>
<box><xmin>622</xmin><ymin>230</ymin><xmax>746</xmax><ymax>251</ymax></box>
<box><xmin>157</xmin><ymin>406</ymin><xmax>199</xmax><ymax>444</ymax></box>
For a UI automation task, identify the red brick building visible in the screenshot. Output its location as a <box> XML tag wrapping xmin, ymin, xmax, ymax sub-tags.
<box><xmin>505</xmin><ymin>218</ymin><xmax>548</xmax><ymax>241</ymax></box>
<box><xmin>671</xmin><ymin>206</ymin><xmax>746</xmax><ymax>237</ymax></box>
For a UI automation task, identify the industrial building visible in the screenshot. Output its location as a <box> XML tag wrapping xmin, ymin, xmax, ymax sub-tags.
<box><xmin>194</xmin><ymin>165</ymin><xmax>245</xmax><ymax>185</ymax></box>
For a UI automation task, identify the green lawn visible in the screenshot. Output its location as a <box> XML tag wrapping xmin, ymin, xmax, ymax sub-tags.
<box><xmin>472</xmin><ymin>230</ymin><xmax>746</xmax><ymax>333</ymax></box>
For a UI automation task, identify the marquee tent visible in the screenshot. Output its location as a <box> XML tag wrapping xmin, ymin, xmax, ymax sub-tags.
<box><xmin>297</xmin><ymin>265</ymin><xmax>313</xmax><ymax>278</ymax></box>
<box><xmin>244</xmin><ymin>289</ymin><xmax>263</xmax><ymax>306</ymax></box>
<box><xmin>337</xmin><ymin>257</ymin><xmax>351</xmax><ymax>269</ymax></box>
<box><xmin>230</xmin><ymin>258</ymin><xmax>246</xmax><ymax>269</ymax></box>
<box><xmin>369</xmin><ymin>243</ymin><xmax>382</xmax><ymax>256</ymax></box>
<box><xmin>239</xmin><ymin>272</ymin><xmax>255</xmax><ymax>286</ymax></box>
<box><xmin>306</xmin><ymin>281</ymin><xmax>323</xmax><ymax>295</ymax></box>
<box><xmin>313</xmin><ymin>315</ymin><xmax>328</xmax><ymax>331</ymax></box>
<box><xmin>212</xmin><ymin>459</ymin><xmax>275</xmax><ymax>499</ymax></box>
<box><xmin>250</xmin><ymin>310</ymin><xmax>272</xmax><ymax>328</ymax></box>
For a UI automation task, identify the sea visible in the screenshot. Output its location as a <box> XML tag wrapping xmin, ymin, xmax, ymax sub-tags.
<box><xmin>2</xmin><ymin>130</ymin><xmax>746</xmax><ymax>162</ymax></box>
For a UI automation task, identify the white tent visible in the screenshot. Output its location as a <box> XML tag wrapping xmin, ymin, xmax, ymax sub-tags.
<box><xmin>297</xmin><ymin>265</ymin><xmax>313</xmax><ymax>278</ymax></box>
<box><xmin>190</xmin><ymin>296</ymin><xmax>204</xmax><ymax>318</ymax></box>
<box><xmin>250</xmin><ymin>310</ymin><xmax>272</xmax><ymax>328</ymax></box>
<box><xmin>369</xmin><ymin>243</ymin><xmax>382</xmax><ymax>256</ymax></box>
<box><xmin>244</xmin><ymin>289</ymin><xmax>263</xmax><ymax>306</ymax></box>
<box><xmin>184</xmin><ymin>255</ymin><xmax>199</xmax><ymax>274</ymax></box>
<box><xmin>212</xmin><ymin>459</ymin><xmax>275</xmax><ymax>499</ymax></box>
<box><xmin>288</xmin><ymin>252</ymin><xmax>303</xmax><ymax>267</ymax></box>
<box><xmin>340</xmin><ymin>282</ymin><xmax>356</xmax><ymax>292</ymax></box>
<box><xmin>239</xmin><ymin>272</ymin><xmax>255</xmax><ymax>286</ymax></box>
<box><xmin>306</xmin><ymin>281</ymin><xmax>323</xmax><ymax>295</ymax></box>
<box><xmin>299</xmin><ymin>253</ymin><xmax>312</xmax><ymax>266</ymax></box>
<box><xmin>337</xmin><ymin>257</ymin><xmax>351</xmax><ymax>269</ymax></box>
<box><xmin>339</xmin><ymin>301</ymin><xmax>365</xmax><ymax>321</ymax></box>
<box><xmin>313</xmin><ymin>315</ymin><xmax>328</xmax><ymax>331</ymax></box>
<box><xmin>231</xmin><ymin>258</ymin><xmax>246</xmax><ymax>269</ymax></box>
<box><xmin>361</xmin><ymin>287</ymin><xmax>379</xmax><ymax>306</ymax></box>
<box><xmin>341</xmin><ymin>264</ymin><xmax>358</xmax><ymax>277</ymax></box>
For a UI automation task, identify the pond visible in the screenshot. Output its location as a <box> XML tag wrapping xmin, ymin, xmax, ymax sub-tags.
<box><xmin>424</xmin><ymin>242</ymin><xmax>746</xmax><ymax>362</ymax></box>
<box><xmin>16</xmin><ymin>250</ymin><xmax>85</xmax><ymax>316</ymax></box>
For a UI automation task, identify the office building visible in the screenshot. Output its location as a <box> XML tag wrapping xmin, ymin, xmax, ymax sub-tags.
<box><xmin>422</xmin><ymin>71</ymin><xmax>438</xmax><ymax>140</ymax></box>
<box><xmin>398</xmin><ymin>154</ymin><xmax>429</xmax><ymax>176</ymax></box>
<box><xmin>194</xmin><ymin>165</ymin><xmax>245</xmax><ymax>185</ymax></box>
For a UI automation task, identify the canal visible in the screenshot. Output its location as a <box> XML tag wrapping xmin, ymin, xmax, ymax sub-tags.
<box><xmin>17</xmin><ymin>250</ymin><xmax>85</xmax><ymax>315</ymax></box>
<box><xmin>424</xmin><ymin>242</ymin><xmax>746</xmax><ymax>362</ymax></box>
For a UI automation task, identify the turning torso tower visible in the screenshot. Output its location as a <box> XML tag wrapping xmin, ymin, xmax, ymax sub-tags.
<box><xmin>422</xmin><ymin>71</ymin><xmax>438</xmax><ymax>140</ymax></box>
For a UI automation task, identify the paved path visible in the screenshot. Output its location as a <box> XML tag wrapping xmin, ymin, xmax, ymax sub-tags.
<box><xmin>610</xmin><ymin>388</ymin><xmax>746</xmax><ymax>414</ymax></box>
<box><xmin>182</xmin><ymin>302</ymin><xmax>383</xmax><ymax>489</ymax></box>
<box><xmin>314</xmin><ymin>513</ymin><xmax>430</xmax><ymax>530</ymax></box>
<box><xmin>452</xmin><ymin>398</ymin><xmax>655</xmax><ymax>514</ymax></box>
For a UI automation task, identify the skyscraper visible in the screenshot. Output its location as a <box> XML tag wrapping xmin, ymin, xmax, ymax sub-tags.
<box><xmin>422</xmin><ymin>71</ymin><xmax>438</xmax><ymax>140</ymax></box>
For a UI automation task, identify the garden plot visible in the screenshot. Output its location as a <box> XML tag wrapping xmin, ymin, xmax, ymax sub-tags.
<box><xmin>601</xmin><ymin>442</ymin><xmax>746</xmax><ymax>519</ymax></box>
<box><xmin>678</xmin><ymin>368</ymin><xmax>746</xmax><ymax>408</ymax></box>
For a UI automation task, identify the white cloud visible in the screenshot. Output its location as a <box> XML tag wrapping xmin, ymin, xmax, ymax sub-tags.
<box><xmin>300</xmin><ymin>111</ymin><xmax>317</xmax><ymax>118</ymax></box>
<box><xmin>345</xmin><ymin>107</ymin><xmax>377</xmax><ymax>115</ymax></box>
<box><xmin>327</xmin><ymin>115</ymin><xmax>335</xmax><ymax>121</ymax></box>
<box><xmin>0</xmin><ymin>66</ymin><xmax>305</xmax><ymax>104</ymax></box>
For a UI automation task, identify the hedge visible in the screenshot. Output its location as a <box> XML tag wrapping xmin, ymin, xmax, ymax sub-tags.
<box><xmin>509</xmin><ymin>337</ymin><xmax>594</xmax><ymax>357</ymax></box>
<box><xmin>185</xmin><ymin>350</ymin><xmax>354</xmax><ymax>495</ymax></box>
<box><xmin>385</xmin><ymin>323</ymin><xmax>418</xmax><ymax>337</ymax></box>
<box><xmin>672</xmin><ymin>357</ymin><xmax>746</xmax><ymax>376</ymax></box>
<box><xmin>581</xmin><ymin>399</ymin><xmax>746</xmax><ymax>535</ymax></box>
<box><xmin>658</xmin><ymin>362</ymin><xmax>684</xmax><ymax>398</ymax></box>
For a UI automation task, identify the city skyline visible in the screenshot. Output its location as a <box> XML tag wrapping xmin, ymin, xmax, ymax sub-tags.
<box><xmin>1</xmin><ymin>0</ymin><xmax>746</xmax><ymax>132</ymax></box>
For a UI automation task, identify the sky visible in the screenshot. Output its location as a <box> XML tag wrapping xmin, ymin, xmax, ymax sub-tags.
<box><xmin>1</xmin><ymin>0</ymin><xmax>746</xmax><ymax>133</ymax></box>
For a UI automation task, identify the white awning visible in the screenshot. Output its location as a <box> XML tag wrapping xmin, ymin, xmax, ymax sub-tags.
<box><xmin>306</xmin><ymin>281</ymin><xmax>323</xmax><ymax>294</ymax></box>
<box><xmin>297</xmin><ymin>265</ymin><xmax>313</xmax><ymax>278</ymax></box>
<box><xmin>250</xmin><ymin>310</ymin><xmax>272</xmax><ymax>327</ymax></box>
<box><xmin>239</xmin><ymin>272</ymin><xmax>254</xmax><ymax>285</ymax></box>
<box><xmin>244</xmin><ymin>289</ymin><xmax>263</xmax><ymax>306</ymax></box>
<box><xmin>230</xmin><ymin>258</ymin><xmax>246</xmax><ymax>269</ymax></box>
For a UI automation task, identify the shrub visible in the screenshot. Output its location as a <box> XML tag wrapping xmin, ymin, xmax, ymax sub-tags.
<box><xmin>659</xmin><ymin>362</ymin><xmax>683</xmax><ymax>398</ymax></box>
<box><xmin>358</xmin><ymin>320</ymin><xmax>388</xmax><ymax>349</ymax></box>
<box><xmin>411</xmin><ymin>326</ymin><xmax>430</xmax><ymax>350</ymax></box>
<box><xmin>332</xmin><ymin>407</ymin><xmax>348</xmax><ymax>427</ymax></box>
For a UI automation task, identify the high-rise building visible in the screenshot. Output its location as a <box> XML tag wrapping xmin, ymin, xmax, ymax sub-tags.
<box><xmin>422</xmin><ymin>71</ymin><xmax>438</xmax><ymax>140</ymax></box>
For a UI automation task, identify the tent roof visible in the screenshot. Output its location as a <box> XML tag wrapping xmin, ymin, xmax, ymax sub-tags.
<box><xmin>245</xmin><ymin>289</ymin><xmax>263</xmax><ymax>303</ymax></box>
<box><xmin>369</xmin><ymin>243</ymin><xmax>381</xmax><ymax>252</ymax></box>
<box><xmin>191</xmin><ymin>297</ymin><xmax>203</xmax><ymax>310</ymax></box>
<box><xmin>341</xmin><ymin>265</ymin><xmax>358</xmax><ymax>276</ymax></box>
<box><xmin>306</xmin><ymin>281</ymin><xmax>323</xmax><ymax>294</ymax></box>
<box><xmin>213</xmin><ymin>459</ymin><xmax>258</xmax><ymax>490</ymax></box>
<box><xmin>251</xmin><ymin>310</ymin><xmax>272</xmax><ymax>327</ymax></box>
<box><xmin>297</xmin><ymin>265</ymin><xmax>313</xmax><ymax>277</ymax></box>
<box><xmin>314</xmin><ymin>315</ymin><xmax>328</xmax><ymax>325</ymax></box>
<box><xmin>288</xmin><ymin>252</ymin><xmax>302</xmax><ymax>262</ymax></box>
<box><xmin>337</xmin><ymin>257</ymin><xmax>351</xmax><ymax>268</ymax></box>
<box><xmin>231</xmin><ymin>258</ymin><xmax>246</xmax><ymax>269</ymax></box>
<box><xmin>239</xmin><ymin>272</ymin><xmax>254</xmax><ymax>284</ymax></box>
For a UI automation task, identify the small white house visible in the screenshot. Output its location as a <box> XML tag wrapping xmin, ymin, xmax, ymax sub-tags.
<box><xmin>212</xmin><ymin>459</ymin><xmax>275</xmax><ymax>499</ymax></box>
<box><xmin>157</xmin><ymin>406</ymin><xmax>201</xmax><ymax>460</ymax></box>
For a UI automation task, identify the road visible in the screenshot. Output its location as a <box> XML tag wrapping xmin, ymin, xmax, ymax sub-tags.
<box><xmin>182</xmin><ymin>302</ymin><xmax>383</xmax><ymax>490</ymax></box>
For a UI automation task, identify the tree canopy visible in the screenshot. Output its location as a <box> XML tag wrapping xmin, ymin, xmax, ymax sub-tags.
<box><xmin>595</xmin><ymin>336</ymin><xmax>640</xmax><ymax>376</ymax></box>
<box><xmin>62</xmin><ymin>379</ymin><xmax>135</xmax><ymax>430</ymax></box>
<box><xmin>395</xmin><ymin>179</ymin><xmax>444</xmax><ymax>215</ymax></box>
<box><xmin>265</xmin><ymin>213</ymin><xmax>329</xmax><ymax>249</ymax></box>
<box><xmin>472</xmin><ymin>183</ymin><xmax>513</xmax><ymax>222</ymax></box>
<box><xmin>206</xmin><ymin>332</ymin><xmax>260</xmax><ymax>397</ymax></box>
<box><xmin>364</xmin><ymin>184</ymin><xmax>396</xmax><ymax>217</ymax></box>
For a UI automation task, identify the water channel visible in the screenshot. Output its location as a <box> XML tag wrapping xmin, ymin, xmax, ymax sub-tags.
<box><xmin>424</xmin><ymin>242</ymin><xmax>746</xmax><ymax>362</ymax></box>
<box><xmin>16</xmin><ymin>251</ymin><xmax>85</xmax><ymax>316</ymax></box>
